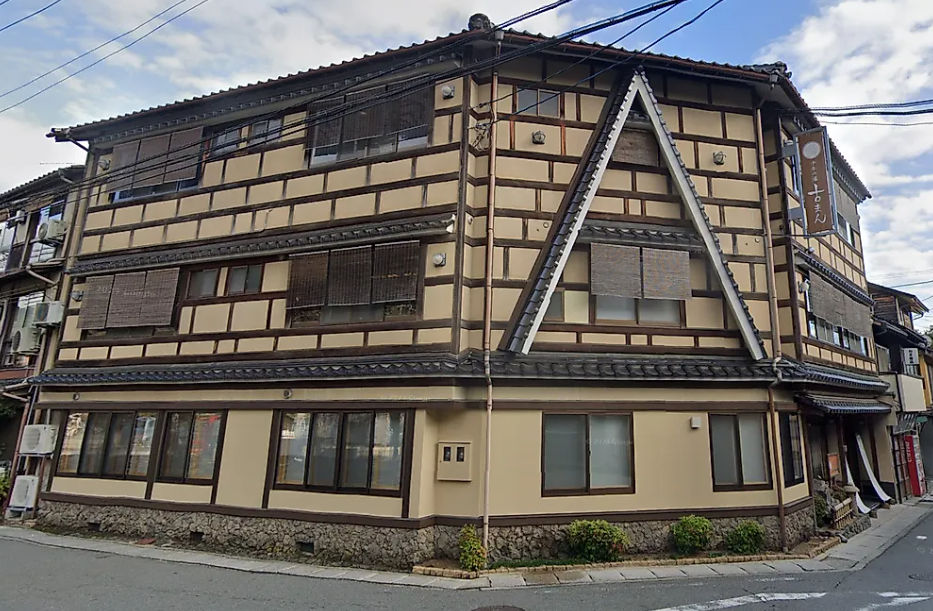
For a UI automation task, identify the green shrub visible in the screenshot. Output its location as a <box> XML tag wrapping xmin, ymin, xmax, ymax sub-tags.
<box><xmin>671</xmin><ymin>515</ymin><xmax>712</xmax><ymax>555</ymax></box>
<box><xmin>724</xmin><ymin>521</ymin><xmax>766</xmax><ymax>555</ymax></box>
<box><xmin>566</xmin><ymin>519</ymin><xmax>629</xmax><ymax>562</ymax></box>
<box><xmin>458</xmin><ymin>525</ymin><xmax>487</xmax><ymax>571</ymax></box>
<box><xmin>0</xmin><ymin>470</ymin><xmax>9</xmax><ymax>502</ymax></box>
<box><xmin>813</xmin><ymin>495</ymin><xmax>830</xmax><ymax>527</ymax></box>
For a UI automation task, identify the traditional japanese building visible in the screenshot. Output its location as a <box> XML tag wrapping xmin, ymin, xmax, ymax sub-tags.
<box><xmin>24</xmin><ymin>17</ymin><xmax>890</xmax><ymax>567</ymax></box>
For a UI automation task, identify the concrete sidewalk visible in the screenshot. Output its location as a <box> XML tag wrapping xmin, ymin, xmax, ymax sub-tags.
<box><xmin>0</xmin><ymin>500</ymin><xmax>928</xmax><ymax>590</ymax></box>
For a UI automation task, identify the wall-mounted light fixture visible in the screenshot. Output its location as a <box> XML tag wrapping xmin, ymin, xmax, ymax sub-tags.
<box><xmin>441</xmin><ymin>85</ymin><xmax>456</xmax><ymax>100</ymax></box>
<box><xmin>798</xmin><ymin>278</ymin><xmax>811</xmax><ymax>294</ymax></box>
<box><xmin>432</xmin><ymin>252</ymin><xmax>447</xmax><ymax>267</ymax></box>
<box><xmin>712</xmin><ymin>151</ymin><xmax>726</xmax><ymax>165</ymax></box>
<box><xmin>531</xmin><ymin>130</ymin><xmax>547</xmax><ymax>145</ymax></box>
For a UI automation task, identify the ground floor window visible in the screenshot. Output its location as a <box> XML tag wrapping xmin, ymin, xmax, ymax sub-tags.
<box><xmin>57</xmin><ymin>411</ymin><xmax>159</xmax><ymax>479</ymax></box>
<box><xmin>542</xmin><ymin>413</ymin><xmax>633</xmax><ymax>495</ymax></box>
<box><xmin>275</xmin><ymin>410</ymin><xmax>407</xmax><ymax>495</ymax></box>
<box><xmin>709</xmin><ymin>413</ymin><xmax>771</xmax><ymax>490</ymax></box>
<box><xmin>158</xmin><ymin>411</ymin><xmax>225</xmax><ymax>483</ymax></box>
<box><xmin>780</xmin><ymin>413</ymin><xmax>805</xmax><ymax>486</ymax></box>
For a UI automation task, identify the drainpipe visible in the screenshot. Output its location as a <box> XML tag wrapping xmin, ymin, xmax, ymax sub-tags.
<box><xmin>756</xmin><ymin>104</ymin><xmax>788</xmax><ymax>551</ymax></box>
<box><xmin>481</xmin><ymin>32</ymin><xmax>502</xmax><ymax>554</ymax></box>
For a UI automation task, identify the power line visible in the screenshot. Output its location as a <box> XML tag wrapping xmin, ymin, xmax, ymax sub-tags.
<box><xmin>0</xmin><ymin>1</ymin><xmax>15</xmax><ymax>7</ymax></box>
<box><xmin>0</xmin><ymin>0</ymin><xmax>63</xmax><ymax>34</ymax></box>
<box><xmin>811</xmin><ymin>98</ymin><xmax>933</xmax><ymax>112</ymax></box>
<box><xmin>0</xmin><ymin>0</ymin><xmax>190</xmax><ymax>101</ymax></box>
<box><xmin>501</xmin><ymin>0</ymin><xmax>725</xmax><ymax>119</ymax></box>
<box><xmin>41</xmin><ymin>0</ymin><xmax>681</xmax><ymax>199</ymax></box>
<box><xmin>820</xmin><ymin>119</ymin><xmax>933</xmax><ymax>127</ymax></box>
<box><xmin>813</xmin><ymin>107</ymin><xmax>933</xmax><ymax>118</ymax></box>
<box><xmin>0</xmin><ymin>0</ymin><xmax>210</xmax><ymax>115</ymax></box>
<box><xmin>891</xmin><ymin>279</ymin><xmax>933</xmax><ymax>289</ymax></box>
<box><xmin>473</xmin><ymin>0</ymin><xmax>684</xmax><ymax>112</ymax></box>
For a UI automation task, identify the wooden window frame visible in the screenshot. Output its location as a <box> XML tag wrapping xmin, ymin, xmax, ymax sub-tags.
<box><xmin>708</xmin><ymin>412</ymin><xmax>773</xmax><ymax>492</ymax></box>
<box><xmin>54</xmin><ymin>410</ymin><xmax>158</xmax><ymax>482</ymax></box>
<box><xmin>185</xmin><ymin>268</ymin><xmax>221</xmax><ymax>300</ymax></box>
<box><xmin>225</xmin><ymin>264</ymin><xmax>264</xmax><ymax>296</ymax></box>
<box><xmin>272</xmin><ymin>409</ymin><xmax>411</xmax><ymax>498</ymax></box>
<box><xmin>514</xmin><ymin>87</ymin><xmax>560</xmax><ymax>117</ymax></box>
<box><xmin>780</xmin><ymin>412</ymin><xmax>805</xmax><ymax>487</ymax></box>
<box><xmin>590</xmin><ymin>294</ymin><xmax>685</xmax><ymax>328</ymax></box>
<box><xmin>155</xmin><ymin>410</ymin><xmax>227</xmax><ymax>485</ymax></box>
<box><xmin>540</xmin><ymin>412</ymin><xmax>635</xmax><ymax>497</ymax></box>
<box><xmin>286</xmin><ymin>243</ymin><xmax>424</xmax><ymax>329</ymax></box>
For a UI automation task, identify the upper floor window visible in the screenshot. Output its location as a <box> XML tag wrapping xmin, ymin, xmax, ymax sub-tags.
<box><xmin>78</xmin><ymin>269</ymin><xmax>180</xmax><ymax>331</ymax></box>
<box><xmin>248</xmin><ymin>118</ymin><xmax>283</xmax><ymax>145</ymax></box>
<box><xmin>516</xmin><ymin>88</ymin><xmax>559</xmax><ymax>117</ymax></box>
<box><xmin>28</xmin><ymin>200</ymin><xmax>65</xmax><ymax>265</ymax></box>
<box><xmin>835</xmin><ymin>212</ymin><xmax>855</xmax><ymax>245</ymax></box>
<box><xmin>589</xmin><ymin>243</ymin><xmax>690</xmax><ymax>326</ymax></box>
<box><xmin>275</xmin><ymin>410</ymin><xmax>407</xmax><ymax>495</ymax></box>
<box><xmin>57</xmin><ymin>410</ymin><xmax>159</xmax><ymax>479</ymax></box>
<box><xmin>109</xmin><ymin>127</ymin><xmax>203</xmax><ymax>201</ymax></box>
<box><xmin>542</xmin><ymin>413</ymin><xmax>633</xmax><ymax>495</ymax></box>
<box><xmin>307</xmin><ymin>84</ymin><xmax>432</xmax><ymax>166</ymax></box>
<box><xmin>226</xmin><ymin>264</ymin><xmax>263</xmax><ymax>295</ymax></box>
<box><xmin>211</xmin><ymin>127</ymin><xmax>241</xmax><ymax>156</ymax></box>
<box><xmin>805</xmin><ymin>274</ymin><xmax>871</xmax><ymax>356</ymax></box>
<box><xmin>286</xmin><ymin>241</ymin><xmax>420</xmax><ymax>327</ymax></box>
<box><xmin>709</xmin><ymin>413</ymin><xmax>771</xmax><ymax>491</ymax></box>
<box><xmin>187</xmin><ymin>268</ymin><xmax>219</xmax><ymax>299</ymax></box>
<box><xmin>877</xmin><ymin>345</ymin><xmax>892</xmax><ymax>372</ymax></box>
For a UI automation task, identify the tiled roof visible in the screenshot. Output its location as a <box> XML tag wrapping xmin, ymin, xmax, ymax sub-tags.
<box><xmin>578</xmin><ymin>220</ymin><xmax>704</xmax><ymax>251</ymax></box>
<box><xmin>31</xmin><ymin>352</ymin><xmax>783</xmax><ymax>386</ymax></box>
<box><xmin>784</xmin><ymin>360</ymin><xmax>888</xmax><ymax>393</ymax></box>
<box><xmin>70</xmin><ymin>212</ymin><xmax>456</xmax><ymax>275</ymax></box>
<box><xmin>30</xmin><ymin>351</ymin><xmax>886</xmax><ymax>390</ymax></box>
<box><xmin>796</xmin><ymin>248</ymin><xmax>873</xmax><ymax>305</ymax></box>
<box><xmin>0</xmin><ymin>165</ymin><xmax>83</xmax><ymax>206</ymax></box>
<box><xmin>797</xmin><ymin>393</ymin><xmax>891</xmax><ymax>415</ymax></box>
<box><xmin>873</xmin><ymin>317</ymin><xmax>930</xmax><ymax>348</ymax></box>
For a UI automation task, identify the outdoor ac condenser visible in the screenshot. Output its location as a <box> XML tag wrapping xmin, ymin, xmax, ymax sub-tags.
<box><xmin>18</xmin><ymin>424</ymin><xmax>58</xmax><ymax>455</ymax></box>
<box><xmin>8</xmin><ymin>475</ymin><xmax>38</xmax><ymax>510</ymax></box>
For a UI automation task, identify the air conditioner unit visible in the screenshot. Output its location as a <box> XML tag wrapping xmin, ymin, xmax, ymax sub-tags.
<box><xmin>36</xmin><ymin>219</ymin><xmax>67</xmax><ymax>245</ymax></box>
<box><xmin>19</xmin><ymin>425</ymin><xmax>58</xmax><ymax>455</ymax></box>
<box><xmin>10</xmin><ymin>306</ymin><xmax>40</xmax><ymax>354</ymax></box>
<box><xmin>5</xmin><ymin>210</ymin><xmax>26</xmax><ymax>228</ymax></box>
<box><xmin>8</xmin><ymin>475</ymin><xmax>39</xmax><ymax>510</ymax></box>
<box><xmin>903</xmin><ymin>348</ymin><xmax>921</xmax><ymax>367</ymax></box>
<box><xmin>30</xmin><ymin>301</ymin><xmax>64</xmax><ymax>327</ymax></box>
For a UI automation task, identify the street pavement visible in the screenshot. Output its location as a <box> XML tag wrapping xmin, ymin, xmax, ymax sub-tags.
<box><xmin>3</xmin><ymin>506</ymin><xmax>933</xmax><ymax>609</ymax></box>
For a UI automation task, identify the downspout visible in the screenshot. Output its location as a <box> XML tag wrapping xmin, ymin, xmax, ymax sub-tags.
<box><xmin>756</xmin><ymin>103</ymin><xmax>788</xmax><ymax>551</ymax></box>
<box><xmin>481</xmin><ymin>32</ymin><xmax>502</xmax><ymax>554</ymax></box>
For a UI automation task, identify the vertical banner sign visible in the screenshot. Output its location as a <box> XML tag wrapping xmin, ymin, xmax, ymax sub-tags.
<box><xmin>794</xmin><ymin>127</ymin><xmax>837</xmax><ymax>236</ymax></box>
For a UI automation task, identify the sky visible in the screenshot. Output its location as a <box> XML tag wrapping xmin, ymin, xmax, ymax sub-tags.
<box><xmin>0</xmin><ymin>0</ymin><xmax>931</xmax><ymax>328</ymax></box>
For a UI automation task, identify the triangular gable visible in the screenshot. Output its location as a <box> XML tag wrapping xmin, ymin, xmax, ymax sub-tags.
<box><xmin>504</xmin><ymin>70</ymin><xmax>765</xmax><ymax>360</ymax></box>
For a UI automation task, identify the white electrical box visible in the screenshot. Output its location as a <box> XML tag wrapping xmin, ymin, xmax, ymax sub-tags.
<box><xmin>19</xmin><ymin>424</ymin><xmax>58</xmax><ymax>455</ymax></box>
<box><xmin>436</xmin><ymin>441</ymin><xmax>472</xmax><ymax>481</ymax></box>
<box><xmin>8</xmin><ymin>475</ymin><xmax>39</xmax><ymax>510</ymax></box>
<box><xmin>903</xmin><ymin>348</ymin><xmax>920</xmax><ymax>367</ymax></box>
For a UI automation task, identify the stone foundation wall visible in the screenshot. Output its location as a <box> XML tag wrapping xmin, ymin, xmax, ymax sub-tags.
<box><xmin>38</xmin><ymin>500</ymin><xmax>816</xmax><ymax>568</ymax></box>
<box><xmin>37</xmin><ymin>501</ymin><xmax>434</xmax><ymax>570</ymax></box>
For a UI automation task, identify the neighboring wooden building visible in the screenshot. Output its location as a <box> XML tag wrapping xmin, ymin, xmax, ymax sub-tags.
<box><xmin>870</xmin><ymin>283</ymin><xmax>931</xmax><ymax>500</ymax></box>
<box><xmin>0</xmin><ymin>167</ymin><xmax>82</xmax><ymax>467</ymax></box>
<box><xmin>26</xmin><ymin>19</ymin><xmax>890</xmax><ymax>566</ymax></box>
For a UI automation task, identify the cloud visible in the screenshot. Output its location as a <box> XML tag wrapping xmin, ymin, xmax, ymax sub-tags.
<box><xmin>0</xmin><ymin>111</ymin><xmax>85</xmax><ymax>192</ymax></box>
<box><xmin>762</xmin><ymin>0</ymin><xmax>933</xmax><ymax>328</ymax></box>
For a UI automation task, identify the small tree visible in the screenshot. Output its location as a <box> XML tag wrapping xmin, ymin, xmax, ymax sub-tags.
<box><xmin>458</xmin><ymin>525</ymin><xmax>487</xmax><ymax>571</ymax></box>
<box><xmin>724</xmin><ymin>521</ymin><xmax>766</xmax><ymax>555</ymax></box>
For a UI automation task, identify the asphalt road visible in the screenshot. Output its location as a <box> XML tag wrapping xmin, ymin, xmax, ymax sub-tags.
<box><xmin>4</xmin><ymin>513</ymin><xmax>933</xmax><ymax>610</ymax></box>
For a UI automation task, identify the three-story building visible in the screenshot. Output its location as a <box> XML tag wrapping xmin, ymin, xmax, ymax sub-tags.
<box><xmin>30</xmin><ymin>18</ymin><xmax>889</xmax><ymax>567</ymax></box>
